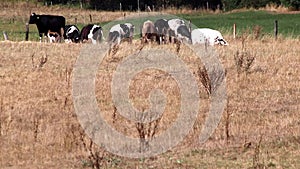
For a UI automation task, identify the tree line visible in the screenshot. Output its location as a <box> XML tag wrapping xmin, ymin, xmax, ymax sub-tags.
<box><xmin>42</xmin><ymin>0</ymin><xmax>300</xmax><ymax>11</ymax></box>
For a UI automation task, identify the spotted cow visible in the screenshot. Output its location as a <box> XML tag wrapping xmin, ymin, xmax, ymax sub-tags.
<box><xmin>80</xmin><ymin>24</ymin><xmax>103</xmax><ymax>44</ymax></box>
<box><xmin>154</xmin><ymin>19</ymin><xmax>170</xmax><ymax>44</ymax></box>
<box><xmin>64</xmin><ymin>25</ymin><xmax>80</xmax><ymax>43</ymax></box>
<box><xmin>107</xmin><ymin>23</ymin><xmax>135</xmax><ymax>46</ymax></box>
<box><xmin>167</xmin><ymin>18</ymin><xmax>191</xmax><ymax>43</ymax></box>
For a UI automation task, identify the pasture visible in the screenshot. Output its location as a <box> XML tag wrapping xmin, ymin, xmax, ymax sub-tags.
<box><xmin>0</xmin><ymin>2</ymin><xmax>300</xmax><ymax>169</ymax></box>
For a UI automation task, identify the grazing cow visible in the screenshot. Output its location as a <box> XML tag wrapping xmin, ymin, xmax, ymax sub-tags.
<box><xmin>176</xmin><ymin>25</ymin><xmax>192</xmax><ymax>43</ymax></box>
<box><xmin>80</xmin><ymin>24</ymin><xmax>103</xmax><ymax>44</ymax></box>
<box><xmin>107</xmin><ymin>23</ymin><xmax>135</xmax><ymax>45</ymax></box>
<box><xmin>29</xmin><ymin>13</ymin><xmax>65</xmax><ymax>42</ymax></box>
<box><xmin>123</xmin><ymin>23</ymin><xmax>135</xmax><ymax>43</ymax></box>
<box><xmin>192</xmin><ymin>28</ymin><xmax>228</xmax><ymax>46</ymax></box>
<box><xmin>191</xmin><ymin>29</ymin><xmax>206</xmax><ymax>45</ymax></box>
<box><xmin>168</xmin><ymin>18</ymin><xmax>191</xmax><ymax>43</ymax></box>
<box><xmin>154</xmin><ymin>19</ymin><xmax>170</xmax><ymax>44</ymax></box>
<box><xmin>141</xmin><ymin>20</ymin><xmax>158</xmax><ymax>43</ymax></box>
<box><xmin>168</xmin><ymin>19</ymin><xmax>185</xmax><ymax>32</ymax></box>
<box><xmin>47</xmin><ymin>31</ymin><xmax>60</xmax><ymax>43</ymax></box>
<box><xmin>64</xmin><ymin>25</ymin><xmax>80</xmax><ymax>43</ymax></box>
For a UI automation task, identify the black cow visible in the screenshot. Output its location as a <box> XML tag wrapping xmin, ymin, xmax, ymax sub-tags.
<box><xmin>64</xmin><ymin>25</ymin><xmax>80</xmax><ymax>43</ymax></box>
<box><xmin>29</xmin><ymin>13</ymin><xmax>65</xmax><ymax>42</ymax></box>
<box><xmin>80</xmin><ymin>24</ymin><xmax>103</xmax><ymax>44</ymax></box>
<box><xmin>154</xmin><ymin>19</ymin><xmax>170</xmax><ymax>44</ymax></box>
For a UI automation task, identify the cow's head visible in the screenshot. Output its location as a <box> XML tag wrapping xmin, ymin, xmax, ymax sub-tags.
<box><xmin>177</xmin><ymin>25</ymin><xmax>192</xmax><ymax>44</ymax></box>
<box><xmin>66</xmin><ymin>26</ymin><xmax>81</xmax><ymax>43</ymax></box>
<box><xmin>128</xmin><ymin>24</ymin><xmax>135</xmax><ymax>38</ymax></box>
<box><xmin>92</xmin><ymin>27</ymin><xmax>103</xmax><ymax>44</ymax></box>
<box><xmin>123</xmin><ymin>23</ymin><xmax>135</xmax><ymax>38</ymax></box>
<box><xmin>29</xmin><ymin>13</ymin><xmax>38</xmax><ymax>24</ymax></box>
<box><xmin>218</xmin><ymin>38</ymin><xmax>228</xmax><ymax>46</ymax></box>
<box><xmin>214</xmin><ymin>36</ymin><xmax>228</xmax><ymax>46</ymax></box>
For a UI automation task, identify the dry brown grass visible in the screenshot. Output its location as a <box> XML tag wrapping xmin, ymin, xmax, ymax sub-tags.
<box><xmin>0</xmin><ymin>34</ymin><xmax>299</xmax><ymax>168</ymax></box>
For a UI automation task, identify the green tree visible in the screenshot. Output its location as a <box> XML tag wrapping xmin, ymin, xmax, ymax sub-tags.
<box><xmin>281</xmin><ymin>0</ymin><xmax>300</xmax><ymax>9</ymax></box>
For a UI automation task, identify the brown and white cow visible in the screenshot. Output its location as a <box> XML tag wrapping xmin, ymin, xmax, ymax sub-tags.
<box><xmin>140</xmin><ymin>20</ymin><xmax>158</xmax><ymax>44</ymax></box>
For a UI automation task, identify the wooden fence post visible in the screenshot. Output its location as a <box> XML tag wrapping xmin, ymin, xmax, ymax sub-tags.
<box><xmin>233</xmin><ymin>23</ymin><xmax>236</xmax><ymax>39</ymax></box>
<box><xmin>188</xmin><ymin>20</ymin><xmax>192</xmax><ymax>33</ymax></box>
<box><xmin>274</xmin><ymin>20</ymin><xmax>278</xmax><ymax>40</ymax></box>
<box><xmin>25</xmin><ymin>23</ymin><xmax>29</xmax><ymax>41</ymax></box>
<box><xmin>89</xmin><ymin>14</ymin><xmax>92</xmax><ymax>23</ymax></box>
<box><xmin>3</xmin><ymin>31</ymin><xmax>9</xmax><ymax>41</ymax></box>
<box><xmin>206</xmin><ymin>1</ymin><xmax>209</xmax><ymax>10</ymax></box>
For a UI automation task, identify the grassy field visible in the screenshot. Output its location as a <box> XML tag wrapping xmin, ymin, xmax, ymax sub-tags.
<box><xmin>182</xmin><ymin>10</ymin><xmax>300</xmax><ymax>37</ymax></box>
<box><xmin>0</xmin><ymin>2</ymin><xmax>300</xmax><ymax>169</ymax></box>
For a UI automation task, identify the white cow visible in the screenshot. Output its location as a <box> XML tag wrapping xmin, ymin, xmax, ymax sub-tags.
<box><xmin>192</xmin><ymin>28</ymin><xmax>228</xmax><ymax>46</ymax></box>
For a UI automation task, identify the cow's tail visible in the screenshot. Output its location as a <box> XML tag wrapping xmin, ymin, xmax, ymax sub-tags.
<box><xmin>107</xmin><ymin>32</ymin><xmax>114</xmax><ymax>43</ymax></box>
<box><xmin>107</xmin><ymin>31</ymin><xmax>119</xmax><ymax>44</ymax></box>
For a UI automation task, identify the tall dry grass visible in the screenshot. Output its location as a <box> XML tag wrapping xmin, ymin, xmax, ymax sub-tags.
<box><xmin>0</xmin><ymin>34</ymin><xmax>299</xmax><ymax>168</ymax></box>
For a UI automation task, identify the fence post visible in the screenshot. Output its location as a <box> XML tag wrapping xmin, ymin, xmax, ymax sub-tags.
<box><xmin>25</xmin><ymin>23</ymin><xmax>29</xmax><ymax>41</ymax></box>
<box><xmin>206</xmin><ymin>1</ymin><xmax>209</xmax><ymax>10</ymax></box>
<box><xmin>3</xmin><ymin>31</ymin><xmax>9</xmax><ymax>41</ymax></box>
<box><xmin>188</xmin><ymin>20</ymin><xmax>192</xmax><ymax>33</ymax></box>
<box><xmin>274</xmin><ymin>20</ymin><xmax>278</xmax><ymax>40</ymax></box>
<box><xmin>89</xmin><ymin>14</ymin><xmax>92</xmax><ymax>23</ymax></box>
<box><xmin>75</xmin><ymin>18</ymin><xmax>77</xmax><ymax>24</ymax></box>
<box><xmin>233</xmin><ymin>23</ymin><xmax>236</xmax><ymax>39</ymax></box>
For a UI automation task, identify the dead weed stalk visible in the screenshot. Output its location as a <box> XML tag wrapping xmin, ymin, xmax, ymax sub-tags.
<box><xmin>252</xmin><ymin>135</ymin><xmax>266</xmax><ymax>169</ymax></box>
<box><xmin>198</xmin><ymin>66</ymin><xmax>211</xmax><ymax>95</ymax></box>
<box><xmin>31</xmin><ymin>53</ymin><xmax>48</xmax><ymax>70</ymax></box>
<box><xmin>79</xmin><ymin>130</ymin><xmax>106</xmax><ymax>169</ymax></box>
<box><xmin>136</xmin><ymin>113</ymin><xmax>161</xmax><ymax>152</ymax></box>
<box><xmin>234</xmin><ymin>34</ymin><xmax>256</xmax><ymax>75</ymax></box>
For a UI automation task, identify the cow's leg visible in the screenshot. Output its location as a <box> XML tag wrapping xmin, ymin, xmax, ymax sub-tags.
<box><xmin>44</xmin><ymin>35</ymin><xmax>48</xmax><ymax>43</ymax></box>
<box><xmin>129</xmin><ymin>37</ymin><xmax>132</xmax><ymax>44</ymax></box>
<box><xmin>60</xmin><ymin>28</ymin><xmax>64</xmax><ymax>43</ymax></box>
<box><xmin>39</xmin><ymin>33</ymin><xmax>43</xmax><ymax>42</ymax></box>
<box><xmin>117</xmin><ymin>37</ymin><xmax>121</xmax><ymax>45</ymax></box>
<box><xmin>56</xmin><ymin>34</ymin><xmax>61</xmax><ymax>43</ymax></box>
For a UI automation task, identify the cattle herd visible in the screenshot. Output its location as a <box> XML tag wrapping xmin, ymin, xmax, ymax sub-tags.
<box><xmin>28</xmin><ymin>13</ymin><xmax>228</xmax><ymax>47</ymax></box>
